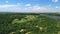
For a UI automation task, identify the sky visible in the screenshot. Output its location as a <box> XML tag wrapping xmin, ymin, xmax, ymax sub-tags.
<box><xmin>0</xmin><ymin>0</ymin><xmax>60</xmax><ymax>13</ymax></box>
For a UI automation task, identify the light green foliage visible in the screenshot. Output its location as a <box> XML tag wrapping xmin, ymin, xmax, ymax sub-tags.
<box><xmin>12</xmin><ymin>15</ymin><xmax>39</xmax><ymax>24</ymax></box>
<box><xmin>12</xmin><ymin>19</ymin><xmax>19</xmax><ymax>24</ymax></box>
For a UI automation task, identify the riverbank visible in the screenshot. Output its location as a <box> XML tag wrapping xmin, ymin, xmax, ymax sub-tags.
<box><xmin>40</xmin><ymin>14</ymin><xmax>60</xmax><ymax>21</ymax></box>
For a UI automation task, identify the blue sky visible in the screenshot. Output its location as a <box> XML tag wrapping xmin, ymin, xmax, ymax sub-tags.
<box><xmin>0</xmin><ymin>0</ymin><xmax>60</xmax><ymax>13</ymax></box>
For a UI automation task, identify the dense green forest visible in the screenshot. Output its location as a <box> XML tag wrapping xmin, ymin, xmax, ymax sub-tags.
<box><xmin>0</xmin><ymin>13</ymin><xmax>60</xmax><ymax>34</ymax></box>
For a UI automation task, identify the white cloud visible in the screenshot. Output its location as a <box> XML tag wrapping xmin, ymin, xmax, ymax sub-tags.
<box><xmin>25</xmin><ymin>4</ymin><xmax>32</xmax><ymax>6</ymax></box>
<box><xmin>5</xmin><ymin>1</ymin><xmax>8</xmax><ymax>3</ymax></box>
<box><xmin>55</xmin><ymin>6</ymin><xmax>60</xmax><ymax>9</ymax></box>
<box><xmin>0</xmin><ymin>4</ymin><xmax>48</xmax><ymax>13</ymax></box>
<box><xmin>0</xmin><ymin>4</ymin><xmax>60</xmax><ymax>13</ymax></box>
<box><xmin>0</xmin><ymin>5</ymin><xmax>22</xmax><ymax>12</ymax></box>
<box><xmin>48</xmin><ymin>4</ymin><xmax>51</xmax><ymax>7</ymax></box>
<box><xmin>55</xmin><ymin>6</ymin><xmax>58</xmax><ymax>8</ymax></box>
<box><xmin>24</xmin><ymin>5</ymin><xmax>48</xmax><ymax>13</ymax></box>
<box><xmin>52</xmin><ymin>0</ymin><xmax>58</xmax><ymax>3</ymax></box>
<box><xmin>17</xmin><ymin>3</ymin><xmax>21</xmax><ymax>5</ymax></box>
<box><xmin>1</xmin><ymin>4</ymin><xmax>20</xmax><ymax>7</ymax></box>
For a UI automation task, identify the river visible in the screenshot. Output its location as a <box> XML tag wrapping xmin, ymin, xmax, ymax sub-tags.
<box><xmin>40</xmin><ymin>14</ymin><xmax>60</xmax><ymax>21</ymax></box>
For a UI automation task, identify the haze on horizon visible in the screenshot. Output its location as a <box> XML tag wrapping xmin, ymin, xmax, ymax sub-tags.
<box><xmin>0</xmin><ymin>0</ymin><xmax>60</xmax><ymax>13</ymax></box>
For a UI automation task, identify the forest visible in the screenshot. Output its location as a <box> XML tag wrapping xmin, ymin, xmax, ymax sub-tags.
<box><xmin>0</xmin><ymin>13</ymin><xmax>60</xmax><ymax>34</ymax></box>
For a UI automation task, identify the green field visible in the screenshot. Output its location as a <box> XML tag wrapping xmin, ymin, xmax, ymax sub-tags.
<box><xmin>0</xmin><ymin>13</ymin><xmax>60</xmax><ymax>34</ymax></box>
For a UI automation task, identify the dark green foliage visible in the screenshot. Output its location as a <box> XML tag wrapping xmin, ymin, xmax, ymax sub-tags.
<box><xmin>0</xmin><ymin>13</ymin><xmax>60</xmax><ymax>34</ymax></box>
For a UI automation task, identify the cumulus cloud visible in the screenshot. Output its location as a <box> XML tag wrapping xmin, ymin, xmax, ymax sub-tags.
<box><xmin>52</xmin><ymin>0</ymin><xmax>58</xmax><ymax>3</ymax></box>
<box><xmin>25</xmin><ymin>4</ymin><xmax>32</xmax><ymax>6</ymax></box>
<box><xmin>0</xmin><ymin>4</ymin><xmax>60</xmax><ymax>13</ymax></box>
<box><xmin>0</xmin><ymin>5</ymin><xmax>22</xmax><ymax>12</ymax></box>
<box><xmin>24</xmin><ymin>5</ymin><xmax>49</xmax><ymax>13</ymax></box>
